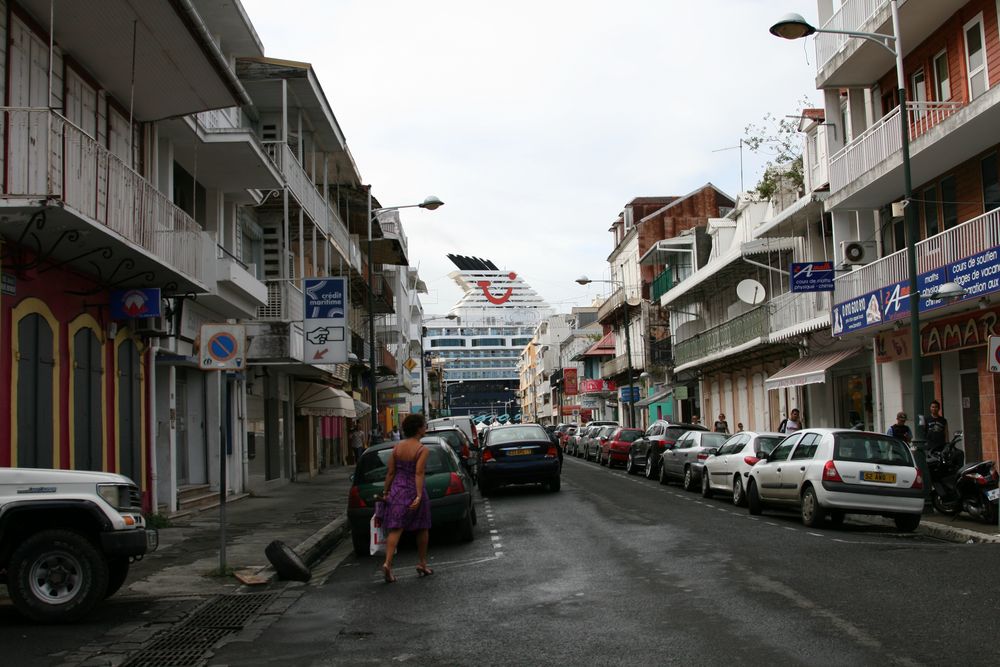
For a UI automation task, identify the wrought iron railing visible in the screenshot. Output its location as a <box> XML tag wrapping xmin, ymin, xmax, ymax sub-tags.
<box><xmin>673</xmin><ymin>305</ymin><xmax>768</xmax><ymax>367</ymax></box>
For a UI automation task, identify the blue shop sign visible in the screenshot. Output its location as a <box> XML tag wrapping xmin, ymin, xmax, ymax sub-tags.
<box><xmin>949</xmin><ymin>246</ymin><xmax>1000</xmax><ymax>301</ymax></box>
<box><xmin>879</xmin><ymin>268</ymin><xmax>948</xmax><ymax>321</ymax></box>
<box><xmin>791</xmin><ymin>262</ymin><xmax>835</xmax><ymax>292</ymax></box>
<box><xmin>619</xmin><ymin>386</ymin><xmax>641</xmax><ymax>403</ymax></box>
<box><xmin>832</xmin><ymin>291</ymin><xmax>882</xmax><ymax>336</ymax></box>
<box><xmin>110</xmin><ymin>288</ymin><xmax>161</xmax><ymax>319</ymax></box>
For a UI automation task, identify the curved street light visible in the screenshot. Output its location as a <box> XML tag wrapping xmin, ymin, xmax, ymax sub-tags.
<box><xmin>366</xmin><ymin>192</ymin><xmax>444</xmax><ymax>432</ymax></box>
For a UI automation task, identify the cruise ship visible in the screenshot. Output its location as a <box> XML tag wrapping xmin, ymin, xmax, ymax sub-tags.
<box><xmin>424</xmin><ymin>255</ymin><xmax>553</xmax><ymax>420</ymax></box>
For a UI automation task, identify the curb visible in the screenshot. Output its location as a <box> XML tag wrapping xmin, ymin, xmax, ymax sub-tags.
<box><xmin>258</xmin><ymin>515</ymin><xmax>351</xmax><ymax>584</ymax></box>
<box><xmin>851</xmin><ymin>515</ymin><xmax>1000</xmax><ymax>544</ymax></box>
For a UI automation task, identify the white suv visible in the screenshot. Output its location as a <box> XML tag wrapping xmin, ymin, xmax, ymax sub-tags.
<box><xmin>746</xmin><ymin>429</ymin><xmax>924</xmax><ymax>531</ymax></box>
<box><xmin>0</xmin><ymin>468</ymin><xmax>157</xmax><ymax>622</ymax></box>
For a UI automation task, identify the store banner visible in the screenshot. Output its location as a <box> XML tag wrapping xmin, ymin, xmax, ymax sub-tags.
<box><xmin>875</xmin><ymin>303</ymin><xmax>1000</xmax><ymax>363</ymax></box>
<box><xmin>564</xmin><ymin>368</ymin><xmax>578</xmax><ymax>395</ymax></box>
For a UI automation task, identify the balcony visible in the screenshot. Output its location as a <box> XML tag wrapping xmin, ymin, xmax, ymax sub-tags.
<box><xmin>372</xmin><ymin>215</ymin><xmax>409</xmax><ymax>266</ymax></box>
<box><xmin>829</xmin><ymin>101</ymin><xmax>964</xmax><ymax>200</ymax></box>
<box><xmin>650</xmin><ymin>268</ymin><xmax>673</xmax><ymax>303</ymax></box>
<box><xmin>767</xmin><ymin>291</ymin><xmax>832</xmax><ymax>342</ymax></box>
<box><xmin>673</xmin><ymin>305</ymin><xmax>769</xmax><ymax>370</ymax></box>
<box><xmin>600</xmin><ymin>353</ymin><xmax>639</xmax><ymax>379</ymax></box>
<box><xmin>257</xmin><ymin>280</ymin><xmax>304</xmax><ymax>322</ymax></box>
<box><xmin>379</xmin><ymin>346</ymin><xmax>398</xmax><ymax>375</ymax></box>
<box><xmin>199</xmin><ymin>244</ymin><xmax>268</xmax><ymax>319</ymax></box>
<box><xmin>596</xmin><ymin>287</ymin><xmax>640</xmax><ymax>324</ymax></box>
<box><xmin>1</xmin><ymin>108</ymin><xmax>210</xmax><ymax>290</ymax></box>
<box><xmin>262</xmin><ymin>141</ymin><xmax>330</xmax><ymax>234</ymax></box>
<box><xmin>834</xmin><ymin>206</ymin><xmax>1000</xmax><ymax>316</ymax></box>
<box><xmin>815</xmin><ymin>0</ymin><xmax>964</xmax><ymax>89</ymax></box>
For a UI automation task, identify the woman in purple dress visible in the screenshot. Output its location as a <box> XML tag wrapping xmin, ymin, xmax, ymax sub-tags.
<box><xmin>380</xmin><ymin>414</ymin><xmax>433</xmax><ymax>582</ymax></box>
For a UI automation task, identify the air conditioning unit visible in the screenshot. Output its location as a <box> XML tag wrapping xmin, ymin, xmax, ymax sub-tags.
<box><xmin>840</xmin><ymin>240</ymin><xmax>876</xmax><ymax>265</ymax></box>
<box><xmin>133</xmin><ymin>316</ymin><xmax>169</xmax><ymax>336</ymax></box>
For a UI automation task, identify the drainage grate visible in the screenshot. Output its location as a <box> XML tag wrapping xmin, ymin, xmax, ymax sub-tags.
<box><xmin>185</xmin><ymin>592</ymin><xmax>279</xmax><ymax>630</ymax></box>
<box><xmin>122</xmin><ymin>593</ymin><xmax>280</xmax><ymax>667</ymax></box>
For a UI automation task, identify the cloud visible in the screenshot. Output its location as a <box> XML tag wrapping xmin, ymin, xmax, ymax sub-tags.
<box><xmin>240</xmin><ymin>0</ymin><xmax>819</xmax><ymax>311</ymax></box>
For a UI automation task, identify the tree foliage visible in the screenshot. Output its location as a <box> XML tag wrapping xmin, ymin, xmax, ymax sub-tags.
<box><xmin>743</xmin><ymin>98</ymin><xmax>812</xmax><ymax>201</ymax></box>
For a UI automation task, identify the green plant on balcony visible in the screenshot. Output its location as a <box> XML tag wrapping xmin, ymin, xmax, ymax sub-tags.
<box><xmin>743</xmin><ymin>103</ymin><xmax>809</xmax><ymax>201</ymax></box>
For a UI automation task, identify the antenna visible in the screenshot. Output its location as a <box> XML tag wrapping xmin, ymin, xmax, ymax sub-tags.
<box><xmin>712</xmin><ymin>138</ymin><xmax>744</xmax><ymax>193</ymax></box>
<box><xmin>736</xmin><ymin>278</ymin><xmax>767</xmax><ymax>305</ymax></box>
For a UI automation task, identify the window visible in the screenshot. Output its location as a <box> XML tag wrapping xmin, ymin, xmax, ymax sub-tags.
<box><xmin>472</xmin><ymin>338</ymin><xmax>505</xmax><ymax>347</ymax></box>
<box><xmin>17</xmin><ymin>312</ymin><xmax>56</xmax><ymax>467</ymax></box>
<box><xmin>910</xmin><ymin>69</ymin><xmax>927</xmax><ymax>119</ymax></box>
<box><xmin>790</xmin><ymin>433</ymin><xmax>821</xmax><ymax>460</ymax></box>
<box><xmin>64</xmin><ymin>67</ymin><xmax>97</xmax><ymax>138</ymax></box>
<box><xmin>768</xmin><ymin>434</ymin><xmax>801</xmax><ymax>462</ymax></box>
<box><xmin>73</xmin><ymin>327</ymin><xmax>103</xmax><ymax>471</ymax></box>
<box><xmin>431</xmin><ymin>339</ymin><xmax>464</xmax><ymax>347</ymax></box>
<box><xmin>933</xmin><ymin>51</ymin><xmax>951</xmax><ymax>101</ymax></box>
<box><xmin>755</xmin><ymin>436</ymin><xmax>783</xmax><ymax>456</ymax></box>
<box><xmin>117</xmin><ymin>339</ymin><xmax>142</xmax><ymax>486</ymax></box>
<box><xmin>833</xmin><ymin>434</ymin><xmax>913</xmax><ymax>465</ymax></box>
<box><xmin>981</xmin><ymin>153</ymin><xmax>1000</xmax><ymax>212</ymax></box>
<box><xmin>941</xmin><ymin>176</ymin><xmax>959</xmax><ymax>229</ymax></box>
<box><xmin>965</xmin><ymin>15</ymin><xmax>988</xmax><ymax>99</ymax></box>
<box><xmin>923</xmin><ymin>186</ymin><xmax>939</xmax><ymax>238</ymax></box>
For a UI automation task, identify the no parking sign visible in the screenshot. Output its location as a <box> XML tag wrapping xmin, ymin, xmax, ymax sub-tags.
<box><xmin>199</xmin><ymin>324</ymin><xmax>246</xmax><ymax>370</ymax></box>
<box><xmin>990</xmin><ymin>336</ymin><xmax>1000</xmax><ymax>373</ymax></box>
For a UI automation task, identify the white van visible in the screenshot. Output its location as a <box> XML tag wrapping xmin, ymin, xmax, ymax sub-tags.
<box><xmin>428</xmin><ymin>415</ymin><xmax>480</xmax><ymax>450</ymax></box>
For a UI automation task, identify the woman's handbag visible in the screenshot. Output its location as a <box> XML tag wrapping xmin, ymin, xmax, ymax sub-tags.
<box><xmin>370</xmin><ymin>501</ymin><xmax>387</xmax><ymax>556</ymax></box>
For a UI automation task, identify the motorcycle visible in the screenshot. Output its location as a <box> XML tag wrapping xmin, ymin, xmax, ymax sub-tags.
<box><xmin>927</xmin><ymin>431</ymin><xmax>999</xmax><ymax>523</ymax></box>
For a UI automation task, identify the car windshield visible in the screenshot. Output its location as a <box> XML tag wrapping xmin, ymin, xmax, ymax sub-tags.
<box><xmin>488</xmin><ymin>426</ymin><xmax>548</xmax><ymax>445</ymax></box>
<box><xmin>755</xmin><ymin>436</ymin><xmax>783</xmax><ymax>455</ymax></box>
<box><xmin>617</xmin><ymin>430</ymin><xmax>642</xmax><ymax>442</ymax></box>
<box><xmin>664</xmin><ymin>427</ymin><xmax>689</xmax><ymax>440</ymax></box>
<box><xmin>426</xmin><ymin>429</ymin><xmax>466</xmax><ymax>452</ymax></box>
<box><xmin>357</xmin><ymin>445</ymin><xmax>453</xmax><ymax>483</ymax></box>
<box><xmin>701</xmin><ymin>433</ymin><xmax>728</xmax><ymax>447</ymax></box>
<box><xmin>834</xmin><ymin>434</ymin><xmax>914</xmax><ymax>466</ymax></box>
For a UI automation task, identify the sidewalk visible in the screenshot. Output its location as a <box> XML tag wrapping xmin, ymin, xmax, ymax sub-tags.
<box><xmin>120</xmin><ymin>466</ymin><xmax>354</xmax><ymax>598</ymax></box>
<box><xmin>853</xmin><ymin>509</ymin><xmax>1000</xmax><ymax>544</ymax></box>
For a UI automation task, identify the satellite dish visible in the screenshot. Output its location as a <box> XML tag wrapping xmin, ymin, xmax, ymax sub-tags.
<box><xmin>736</xmin><ymin>279</ymin><xmax>767</xmax><ymax>305</ymax></box>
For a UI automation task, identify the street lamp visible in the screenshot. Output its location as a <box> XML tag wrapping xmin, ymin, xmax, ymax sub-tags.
<box><xmin>770</xmin><ymin>3</ymin><xmax>929</xmax><ymax>441</ymax></box>
<box><xmin>576</xmin><ymin>274</ymin><xmax>637</xmax><ymax>427</ymax></box>
<box><xmin>366</xmin><ymin>192</ymin><xmax>443</xmax><ymax>435</ymax></box>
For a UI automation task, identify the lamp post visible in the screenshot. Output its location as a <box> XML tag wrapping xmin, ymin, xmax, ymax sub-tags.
<box><xmin>576</xmin><ymin>275</ymin><xmax>636</xmax><ymax>427</ymax></box>
<box><xmin>366</xmin><ymin>192</ymin><xmax>443</xmax><ymax>434</ymax></box>
<box><xmin>769</xmin><ymin>5</ymin><xmax>927</xmax><ymax>439</ymax></box>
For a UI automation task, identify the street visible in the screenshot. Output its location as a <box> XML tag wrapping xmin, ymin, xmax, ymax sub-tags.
<box><xmin>203</xmin><ymin>457</ymin><xmax>999</xmax><ymax>666</ymax></box>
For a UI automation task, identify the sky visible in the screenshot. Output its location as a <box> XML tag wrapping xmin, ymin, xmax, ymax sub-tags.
<box><xmin>240</xmin><ymin>0</ymin><xmax>820</xmax><ymax>315</ymax></box>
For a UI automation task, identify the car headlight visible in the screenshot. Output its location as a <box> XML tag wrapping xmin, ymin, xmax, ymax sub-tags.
<box><xmin>97</xmin><ymin>484</ymin><xmax>127</xmax><ymax>509</ymax></box>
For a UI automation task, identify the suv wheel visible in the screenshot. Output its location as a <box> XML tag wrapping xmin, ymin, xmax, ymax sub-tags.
<box><xmin>105</xmin><ymin>557</ymin><xmax>130</xmax><ymax>599</ymax></box>
<box><xmin>8</xmin><ymin>529</ymin><xmax>109</xmax><ymax>623</ymax></box>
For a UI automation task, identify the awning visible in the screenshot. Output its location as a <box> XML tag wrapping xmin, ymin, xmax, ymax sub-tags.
<box><xmin>636</xmin><ymin>387</ymin><xmax>673</xmax><ymax>408</ymax></box>
<box><xmin>354</xmin><ymin>399</ymin><xmax>372</xmax><ymax>417</ymax></box>
<box><xmin>295</xmin><ymin>383</ymin><xmax>356</xmax><ymax>417</ymax></box>
<box><xmin>765</xmin><ymin>348</ymin><xmax>862</xmax><ymax>391</ymax></box>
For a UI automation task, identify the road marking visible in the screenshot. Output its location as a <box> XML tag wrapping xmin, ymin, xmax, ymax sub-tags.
<box><xmin>784</xmin><ymin>527</ymin><xmax>797</xmax><ymax>532</ymax></box>
<box><xmin>490</xmin><ymin>529</ymin><xmax>498</xmax><ymax>534</ymax></box>
<box><xmin>491</xmin><ymin>535</ymin><xmax>501</xmax><ymax>541</ymax></box>
<box><xmin>808</xmin><ymin>532</ymin><xmax>824</xmax><ymax>537</ymax></box>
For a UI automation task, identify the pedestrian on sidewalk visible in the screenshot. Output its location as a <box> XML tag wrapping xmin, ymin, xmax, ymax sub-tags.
<box><xmin>379</xmin><ymin>413</ymin><xmax>433</xmax><ymax>583</ymax></box>
<box><xmin>714</xmin><ymin>414</ymin><xmax>729</xmax><ymax>433</ymax></box>
<box><xmin>886</xmin><ymin>412</ymin><xmax>912</xmax><ymax>443</ymax></box>
<box><xmin>778</xmin><ymin>408</ymin><xmax>802</xmax><ymax>434</ymax></box>
<box><xmin>926</xmin><ymin>400</ymin><xmax>948</xmax><ymax>452</ymax></box>
<box><xmin>350</xmin><ymin>424</ymin><xmax>365</xmax><ymax>464</ymax></box>
<box><xmin>390</xmin><ymin>425</ymin><xmax>401</xmax><ymax>441</ymax></box>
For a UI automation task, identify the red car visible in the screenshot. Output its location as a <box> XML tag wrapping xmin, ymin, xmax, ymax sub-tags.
<box><xmin>599</xmin><ymin>428</ymin><xmax>644</xmax><ymax>468</ymax></box>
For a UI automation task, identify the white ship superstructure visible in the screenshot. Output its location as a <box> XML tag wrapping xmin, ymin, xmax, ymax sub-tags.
<box><xmin>424</xmin><ymin>256</ymin><xmax>553</xmax><ymax>418</ymax></box>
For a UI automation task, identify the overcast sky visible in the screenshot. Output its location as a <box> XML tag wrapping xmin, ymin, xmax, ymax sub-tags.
<box><xmin>241</xmin><ymin>0</ymin><xmax>819</xmax><ymax>315</ymax></box>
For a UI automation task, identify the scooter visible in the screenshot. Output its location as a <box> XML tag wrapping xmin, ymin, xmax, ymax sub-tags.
<box><xmin>927</xmin><ymin>432</ymin><xmax>999</xmax><ymax>523</ymax></box>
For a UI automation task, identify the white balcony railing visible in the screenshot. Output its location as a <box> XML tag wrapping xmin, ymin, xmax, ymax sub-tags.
<box><xmin>815</xmin><ymin>0</ymin><xmax>887</xmax><ymax>69</ymax></box>
<box><xmin>829</xmin><ymin>101</ymin><xmax>965</xmax><ymax>192</ymax></box>
<box><xmin>195</xmin><ymin>107</ymin><xmax>240</xmax><ymax>131</ymax></box>
<box><xmin>262</xmin><ymin>141</ymin><xmax>330</xmax><ymax>233</ymax></box>
<box><xmin>768</xmin><ymin>290</ymin><xmax>831</xmax><ymax>336</ymax></box>
<box><xmin>378</xmin><ymin>216</ymin><xmax>409</xmax><ymax>261</ymax></box>
<box><xmin>2</xmin><ymin>108</ymin><xmax>208</xmax><ymax>284</ymax></box>
<box><xmin>834</xmin><ymin>207</ymin><xmax>1000</xmax><ymax>303</ymax></box>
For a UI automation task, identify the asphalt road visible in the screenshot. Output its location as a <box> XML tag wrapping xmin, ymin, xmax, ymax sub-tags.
<box><xmin>206</xmin><ymin>456</ymin><xmax>1000</xmax><ymax>667</ymax></box>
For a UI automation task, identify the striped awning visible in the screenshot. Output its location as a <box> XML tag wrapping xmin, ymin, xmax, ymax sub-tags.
<box><xmin>765</xmin><ymin>348</ymin><xmax>862</xmax><ymax>391</ymax></box>
<box><xmin>295</xmin><ymin>384</ymin><xmax>356</xmax><ymax>417</ymax></box>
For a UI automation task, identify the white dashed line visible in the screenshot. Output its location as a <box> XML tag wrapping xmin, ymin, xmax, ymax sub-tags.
<box><xmin>491</xmin><ymin>535</ymin><xmax>501</xmax><ymax>541</ymax></box>
<box><xmin>808</xmin><ymin>532</ymin><xmax>823</xmax><ymax>537</ymax></box>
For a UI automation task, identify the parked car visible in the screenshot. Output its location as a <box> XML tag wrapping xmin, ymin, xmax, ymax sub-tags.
<box><xmin>587</xmin><ymin>426</ymin><xmax>618</xmax><ymax>462</ymax></box>
<box><xmin>347</xmin><ymin>437</ymin><xmax>476</xmax><ymax>556</ymax></box>
<box><xmin>626</xmin><ymin>421</ymin><xmax>706</xmax><ymax>478</ymax></box>
<box><xmin>425</xmin><ymin>426</ymin><xmax>477</xmax><ymax>483</ymax></box>
<box><xmin>659</xmin><ymin>430</ymin><xmax>730</xmax><ymax>490</ymax></box>
<box><xmin>580</xmin><ymin>426</ymin><xmax>603</xmax><ymax>461</ymax></box>
<box><xmin>563</xmin><ymin>427</ymin><xmax>580</xmax><ymax>456</ymax></box>
<box><xmin>428</xmin><ymin>415</ymin><xmax>480</xmax><ymax>451</ymax></box>
<box><xmin>479</xmin><ymin>424</ymin><xmax>562</xmax><ymax>494</ymax></box>
<box><xmin>701</xmin><ymin>431</ymin><xmax>785</xmax><ymax>505</ymax></box>
<box><xmin>745</xmin><ymin>428</ymin><xmax>925</xmax><ymax>530</ymax></box>
<box><xmin>598</xmin><ymin>427</ymin><xmax>644</xmax><ymax>468</ymax></box>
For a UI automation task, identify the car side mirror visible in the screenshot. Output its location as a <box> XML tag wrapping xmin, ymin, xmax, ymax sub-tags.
<box><xmin>757</xmin><ymin>453</ymin><xmax>768</xmax><ymax>461</ymax></box>
<box><xmin>706</xmin><ymin>448</ymin><xmax>718</xmax><ymax>456</ymax></box>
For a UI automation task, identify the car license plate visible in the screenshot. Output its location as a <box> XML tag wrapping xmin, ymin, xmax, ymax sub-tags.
<box><xmin>862</xmin><ymin>471</ymin><xmax>896</xmax><ymax>483</ymax></box>
<box><xmin>988</xmin><ymin>488</ymin><xmax>1000</xmax><ymax>501</ymax></box>
<box><xmin>508</xmin><ymin>448</ymin><xmax>533</xmax><ymax>456</ymax></box>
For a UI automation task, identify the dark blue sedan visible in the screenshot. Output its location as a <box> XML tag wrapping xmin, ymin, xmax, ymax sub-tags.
<box><xmin>478</xmin><ymin>424</ymin><xmax>562</xmax><ymax>494</ymax></box>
